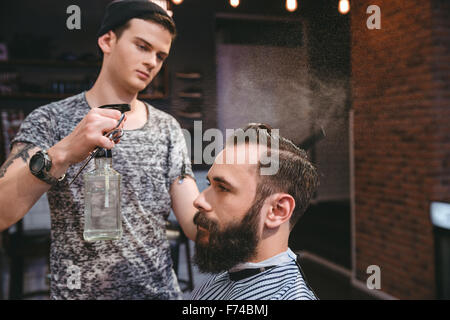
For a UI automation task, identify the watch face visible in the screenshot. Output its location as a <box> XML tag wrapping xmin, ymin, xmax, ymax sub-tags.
<box><xmin>30</xmin><ymin>154</ymin><xmax>45</xmax><ymax>173</ymax></box>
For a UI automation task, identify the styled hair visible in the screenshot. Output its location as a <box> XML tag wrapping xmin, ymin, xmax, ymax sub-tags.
<box><xmin>227</xmin><ymin>123</ymin><xmax>319</xmax><ymax>229</ymax></box>
<box><xmin>98</xmin><ymin>12</ymin><xmax>176</xmax><ymax>58</ymax></box>
<box><xmin>113</xmin><ymin>12</ymin><xmax>177</xmax><ymax>40</ymax></box>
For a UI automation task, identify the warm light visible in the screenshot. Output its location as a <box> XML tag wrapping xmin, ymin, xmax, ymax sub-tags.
<box><xmin>150</xmin><ymin>1</ymin><xmax>173</xmax><ymax>16</ymax></box>
<box><xmin>172</xmin><ymin>0</ymin><xmax>183</xmax><ymax>4</ymax></box>
<box><xmin>338</xmin><ymin>0</ymin><xmax>350</xmax><ymax>14</ymax></box>
<box><xmin>151</xmin><ymin>0</ymin><xmax>167</xmax><ymax>11</ymax></box>
<box><xmin>286</xmin><ymin>0</ymin><xmax>298</xmax><ymax>12</ymax></box>
<box><xmin>230</xmin><ymin>0</ymin><xmax>239</xmax><ymax>8</ymax></box>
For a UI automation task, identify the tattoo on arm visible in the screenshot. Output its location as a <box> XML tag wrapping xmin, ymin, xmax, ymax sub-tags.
<box><xmin>0</xmin><ymin>143</ymin><xmax>35</xmax><ymax>178</ymax></box>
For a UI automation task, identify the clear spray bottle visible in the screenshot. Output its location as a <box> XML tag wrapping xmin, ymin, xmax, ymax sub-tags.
<box><xmin>83</xmin><ymin>148</ymin><xmax>122</xmax><ymax>241</ymax></box>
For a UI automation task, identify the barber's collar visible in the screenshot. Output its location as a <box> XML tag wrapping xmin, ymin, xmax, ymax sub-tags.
<box><xmin>228</xmin><ymin>248</ymin><xmax>297</xmax><ymax>281</ymax></box>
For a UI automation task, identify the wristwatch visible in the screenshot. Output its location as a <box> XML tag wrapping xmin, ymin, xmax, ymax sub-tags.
<box><xmin>29</xmin><ymin>150</ymin><xmax>65</xmax><ymax>186</ymax></box>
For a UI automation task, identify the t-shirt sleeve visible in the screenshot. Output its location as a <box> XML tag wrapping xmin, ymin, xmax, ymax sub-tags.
<box><xmin>10</xmin><ymin>104</ymin><xmax>57</xmax><ymax>151</ymax></box>
<box><xmin>166</xmin><ymin>117</ymin><xmax>195</xmax><ymax>189</ymax></box>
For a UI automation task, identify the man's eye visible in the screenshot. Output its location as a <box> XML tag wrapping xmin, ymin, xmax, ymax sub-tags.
<box><xmin>137</xmin><ymin>44</ymin><xmax>148</xmax><ymax>51</ymax></box>
<box><xmin>217</xmin><ymin>185</ymin><xmax>229</xmax><ymax>192</ymax></box>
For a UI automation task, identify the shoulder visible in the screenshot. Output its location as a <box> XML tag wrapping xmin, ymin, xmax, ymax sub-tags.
<box><xmin>27</xmin><ymin>92</ymin><xmax>86</xmax><ymax>120</ymax></box>
<box><xmin>11</xmin><ymin>93</ymin><xmax>87</xmax><ymax>149</ymax></box>
<box><xmin>233</xmin><ymin>261</ymin><xmax>316</xmax><ymax>300</ymax></box>
<box><xmin>269</xmin><ymin>262</ymin><xmax>317</xmax><ymax>300</ymax></box>
<box><xmin>190</xmin><ymin>273</ymin><xmax>228</xmax><ymax>300</ymax></box>
<box><xmin>146</xmin><ymin>103</ymin><xmax>182</xmax><ymax>129</ymax></box>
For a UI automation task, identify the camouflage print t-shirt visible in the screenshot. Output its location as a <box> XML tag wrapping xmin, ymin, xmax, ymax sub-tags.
<box><xmin>11</xmin><ymin>92</ymin><xmax>194</xmax><ymax>300</ymax></box>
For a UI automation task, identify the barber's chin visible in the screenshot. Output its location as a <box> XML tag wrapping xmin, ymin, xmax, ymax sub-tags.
<box><xmin>126</xmin><ymin>79</ymin><xmax>148</xmax><ymax>93</ymax></box>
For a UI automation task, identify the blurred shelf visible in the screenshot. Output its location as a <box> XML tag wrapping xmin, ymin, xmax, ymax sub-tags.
<box><xmin>0</xmin><ymin>59</ymin><xmax>101</xmax><ymax>68</ymax></box>
<box><xmin>0</xmin><ymin>92</ymin><xmax>166</xmax><ymax>100</ymax></box>
<box><xmin>0</xmin><ymin>60</ymin><xmax>169</xmax><ymax>101</ymax></box>
<box><xmin>140</xmin><ymin>92</ymin><xmax>166</xmax><ymax>100</ymax></box>
<box><xmin>176</xmin><ymin>111</ymin><xmax>203</xmax><ymax>119</ymax></box>
<box><xmin>175</xmin><ymin>72</ymin><xmax>202</xmax><ymax>80</ymax></box>
<box><xmin>178</xmin><ymin>92</ymin><xmax>202</xmax><ymax>99</ymax></box>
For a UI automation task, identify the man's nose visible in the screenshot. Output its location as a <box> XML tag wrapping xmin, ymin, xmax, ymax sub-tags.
<box><xmin>193</xmin><ymin>190</ymin><xmax>212</xmax><ymax>213</ymax></box>
<box><xmin>144</xmin><ymin>52</ymin><xmax>157</xmax><ymax>69</ymax></box>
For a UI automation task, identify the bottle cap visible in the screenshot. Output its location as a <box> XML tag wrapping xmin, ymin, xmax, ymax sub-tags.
<box><xmin>95</xmin><ymin>148</ymin><xmax>112</xmax><ymax>158</ymax></box>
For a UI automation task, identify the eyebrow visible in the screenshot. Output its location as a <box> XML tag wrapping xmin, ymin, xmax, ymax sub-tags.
<box><xmin>206</xmin><ymin>175</ymin><xmax>236</xmax><ymax>191</ymax></box>
<box><xmin>134</xmin><ymin>36</ymin><xmax>169</xmax><ymax>57</ymax></box>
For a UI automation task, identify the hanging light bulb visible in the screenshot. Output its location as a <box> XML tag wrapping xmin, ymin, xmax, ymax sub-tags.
<box><xmin>230</xmin><ymin>0</ymin><xmax>239</xmax><ymax>8</ymax></box>
<box><xmin>172</xmin><ymin>0</ymin><xmax>183</xmax><ymax>4</ymax></box>
<box><xmin>338</xmin><ymin>0</ymin><xmax>350</xmax><ymax>14</ymax></box>
<box><xmin>151</xmin><ymin>0</ymin><xmax>167</xmax><ymax>10</ymax></box>
<box><xmin>150</xmin><ymin>1</ymin><xmax>173</xmax><ymax>16</ymax></box>
<box><xmin>286</xmin><ymin>0</ymin><xmax>298</xmax><ymax>12</ymax></box>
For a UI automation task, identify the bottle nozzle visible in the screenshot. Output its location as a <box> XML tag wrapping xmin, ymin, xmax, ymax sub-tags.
<box><xmin>95</xmin><ymin>148</ymin><xmax>112</xmax><ymax>158</ymax></box>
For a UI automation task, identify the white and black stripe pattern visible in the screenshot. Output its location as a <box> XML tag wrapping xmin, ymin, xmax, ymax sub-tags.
<box><xmin>190</xmin><ymin>260</ymin><xmax>317</xmax><ymax>300</ymax></box>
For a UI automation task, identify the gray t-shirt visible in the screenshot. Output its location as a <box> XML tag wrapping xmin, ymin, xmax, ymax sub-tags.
<box><xmin>11</xmin><ymin>92</ymin><xmax>194</xmax><ymax>299</ymax></box>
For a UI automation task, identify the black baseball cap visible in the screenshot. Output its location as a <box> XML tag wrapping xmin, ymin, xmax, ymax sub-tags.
<box><xmin>97</xmin><ymin>0</ymin><xmax>174</xmax><ymax>38</ymax></box>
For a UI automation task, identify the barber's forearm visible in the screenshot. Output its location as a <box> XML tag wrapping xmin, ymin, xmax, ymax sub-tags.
<box><xmin>170</xmin><ymin>176</ymin><xmax>199</xmax><ymax>241</ymax></box>
<box><xmin>0</xmin><ymin>148</ymin><xmax>51</xmax><ymax>231</ymax></box>
<box><xmin>0</xmin><ymin>108</ymin><xmax>126</xmax><ymax>232</ymax></box>
<box><xmin>177</xmin><ymin>210</ymin><xmax>198</xmax><ymax>241</ymax></box>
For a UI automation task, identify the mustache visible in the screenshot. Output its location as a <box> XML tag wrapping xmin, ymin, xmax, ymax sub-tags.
<box><xmin>193</xmin><ymin>211</ymin><xmax>217</xmax><ymax>231</ymax></box>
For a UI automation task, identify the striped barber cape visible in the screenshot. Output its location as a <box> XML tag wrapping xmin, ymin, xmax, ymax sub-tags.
<box><xmin>190</xmin><ymin>249</ymin><xmax>317</xmax><ymax>300</ymax></box>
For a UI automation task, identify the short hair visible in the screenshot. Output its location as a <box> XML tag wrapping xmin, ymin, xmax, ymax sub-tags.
<box><xmin>227</xmin><ymin>123</ymin><xmax>319</xmax><ymax>229</ymax></box>
<box><xmin>98</xmin><ymin>12</ymin><xmax>177</xmax><ymax>58</ymax></box>
<box><xmin>113</xmin><ymin>12</ymin><xmax>177</xmax><ymax>40</ymax></box>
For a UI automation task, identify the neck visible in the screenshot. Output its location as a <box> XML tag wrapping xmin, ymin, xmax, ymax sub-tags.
<box><xmin>85</xmin><ymin>65</ymin><xmax>140</xmax><ymax>112</ymax></box>
<box><xmin>248</xmin><ymin>226</ymin><xmax>289</xmax><ymax>263</ymax></box>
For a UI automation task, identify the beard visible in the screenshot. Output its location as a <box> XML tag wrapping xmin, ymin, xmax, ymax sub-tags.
<box><xmin>192</xmin><ymin>199</ymin><xmax>264</xmax><ymax>274</ymax></box>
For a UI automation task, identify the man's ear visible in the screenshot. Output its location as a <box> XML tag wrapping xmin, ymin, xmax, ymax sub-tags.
<box><xmin>98</xmin><ymin>31</ymin><xmax>117</xmax><ymax>56</ymax></box>
<box><xmin>264</xmin><ymin>193</ymin><xmax>295</xmax><ymax>229</ymax></box>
